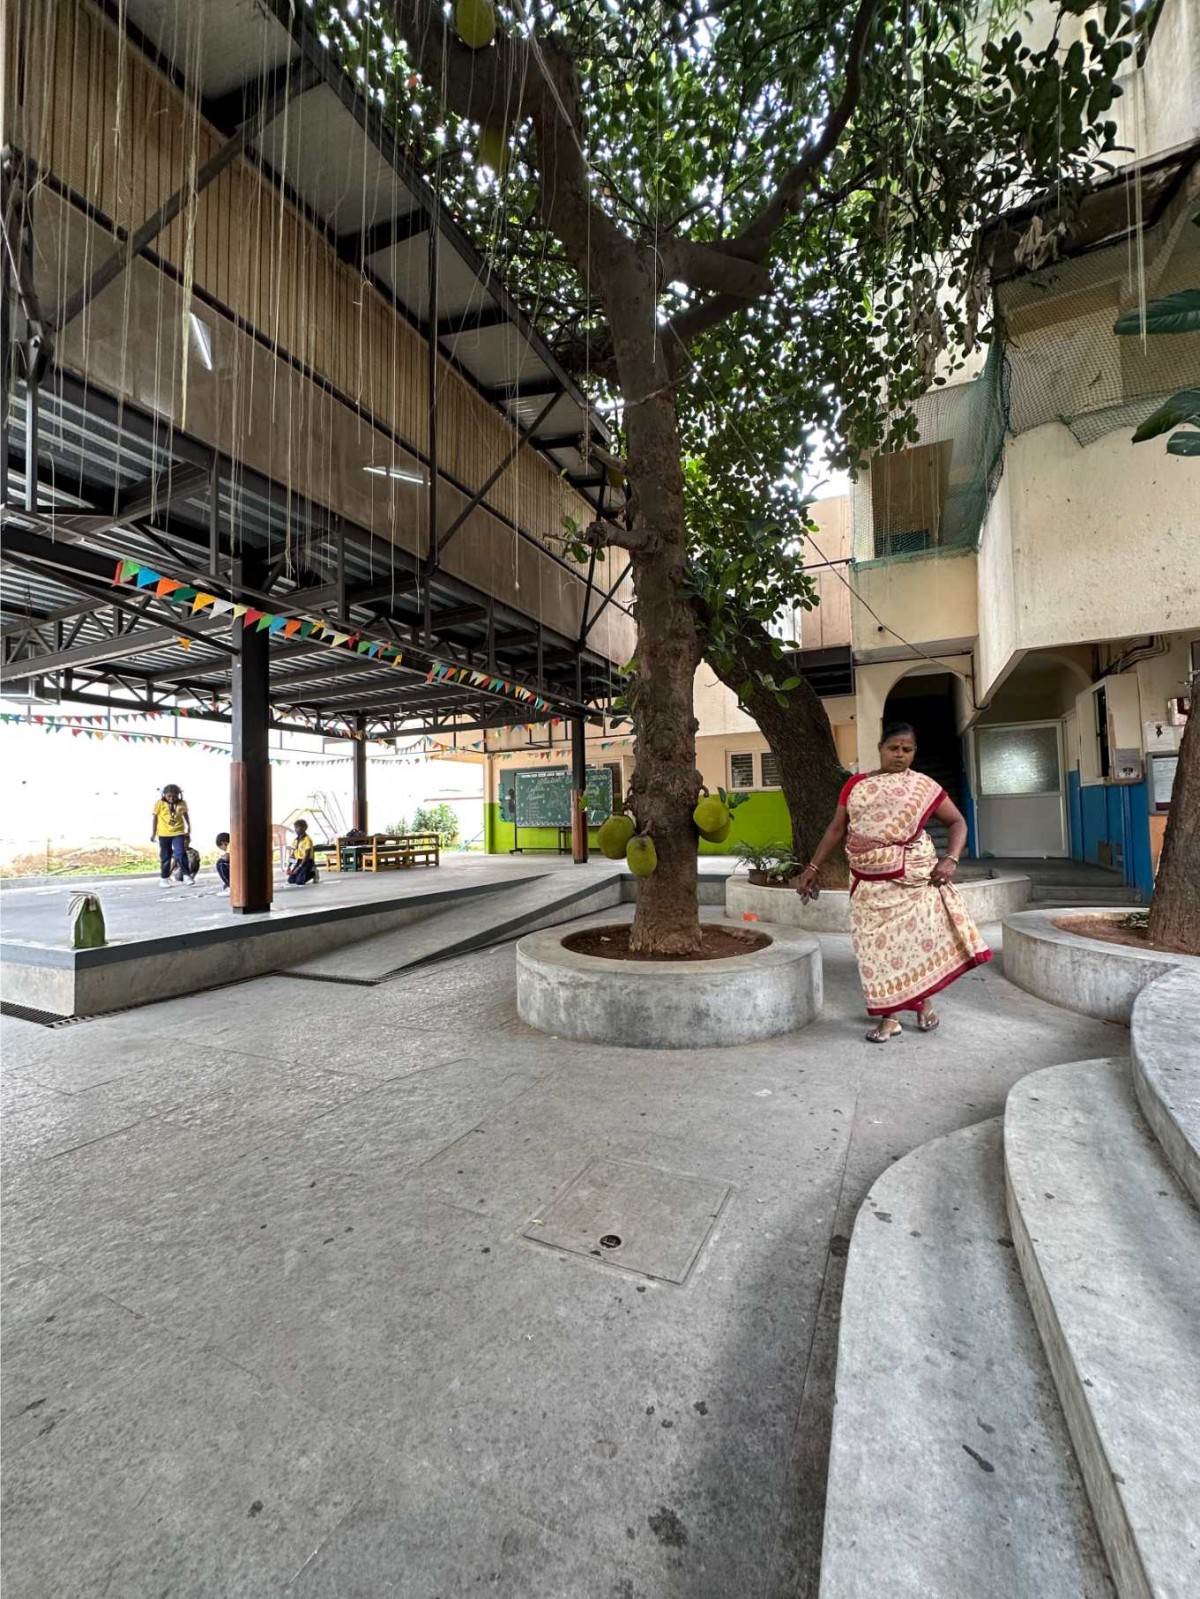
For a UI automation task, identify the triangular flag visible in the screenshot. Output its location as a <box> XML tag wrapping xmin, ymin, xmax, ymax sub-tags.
<box><xmin>173</xmin><ymin>587</ymin><xmax>198</xmax><ymax>605</ymax></box>
<box><xmin>134</xmin><ymin>566</ymin><xmax>162</xmax><ymax>589</ymax></box>
<box><xmin>117</xmin><ymin>559</ymin><xmax>140</xmax><ymax>583</ymax></box>
<box><xmin>283</xmin><ymin>619</ymin><xmax>301</xmax><ymax>638</ymax></box>
<box><xmin>209</xmin><ymin>599</ymin><xmax>233</xmax><ymax>616</ymax></box>
<box><xmin>268</xmin><ymin>616</ymin><xmax>287</xmax><ymax>634</ymax></box>
<box><xmin>244</xmin><ymin>609</ymin><xmax>264</xmax><ymax>628</ymax></box>
<box><xmin>156</xmin><ymin>578</ymin><xmax>184</xmax><ymax>598</ymax></box>
<box><xmin>191</xmin><ymin>593</ymin><xmax>217</xmax><ymax>614</ymax></box>
<box><xmin>328</xmin><ymin>632</ymin><xmax>349</xmax><ymax>648</ymax></box>
<box><xmin>298</xmin><ymin>621</ymin><xmax>315</xmax><ymax>639</ymax></box>
<box><xmin>233</xmin><ymin>604</ymin><xmax>249</xmax><ymax>620</ymax></box>
<box><xmin>256</xmin><ymin>614</ymin><xmax>275</xmax><ymax>632</ymax></box>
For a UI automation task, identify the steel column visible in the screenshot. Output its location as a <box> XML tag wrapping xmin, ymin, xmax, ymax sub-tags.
<box><xmin>352</xmin><ymin>714</ymin><xmax>368</xmax><ymax>834</ymax></box>
<box><xmin>570</xmin><ymin>715</ymin><xmax>589</xmax><ymax>864</ymax></box>
<box><xmin>230</xmin><ymin>560</ymin><xmax>272</xmax><ymax>914</ymax></box>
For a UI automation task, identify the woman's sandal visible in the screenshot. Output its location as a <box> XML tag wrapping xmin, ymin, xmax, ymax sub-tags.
<box><xmin>916</xmin><ymin>1007</ymin><xmax>940</xmax><ymax>1033</ymax></box>
<box><xmin>865</xmin><ymin>1018</ymin><xmax>902</xmax><ymax>1044</ymax></box>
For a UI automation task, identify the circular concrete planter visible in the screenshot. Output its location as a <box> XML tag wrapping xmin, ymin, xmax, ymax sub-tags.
<box><xmin>1002</xmin><ymin>907</ymin><xmax>1200</xmax><ymax>1024</ymax></box>
<box><xmin>726</xmin><ymin>871</ymin><xmax>1032</xmax><ymax>934</ymax></box>
<box><xmin>516</xmin><ymin>917</ymin><xmax>822</xmax><ymax>1049</ymax></box>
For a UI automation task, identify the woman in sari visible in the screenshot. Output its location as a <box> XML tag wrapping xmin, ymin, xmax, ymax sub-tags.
<box><xmin>797</xmin><ymin>722</ymin><xmax>991</xmax><ymax>1042</ymax></box>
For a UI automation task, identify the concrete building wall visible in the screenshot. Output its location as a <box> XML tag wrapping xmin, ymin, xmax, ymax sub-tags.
<box><xmin>850</xmin><ymin>550</ymin><xmax>979</xmax><ymax>662</ymax></box>
<box><xmin>975</xmin><ymin>422</ymin><xmax>1199</xmax><ymax>700</ymax></box>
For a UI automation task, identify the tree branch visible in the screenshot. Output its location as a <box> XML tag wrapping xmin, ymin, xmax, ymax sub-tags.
<box><xmin>667</xmin><ymin>0</ymin><xmax>880</xmax><ymax>349</ymax></box>
<box><xmin>662</xmin><ymin>239</ymin><xmax>771</xmax><ymax>300</ymax></box>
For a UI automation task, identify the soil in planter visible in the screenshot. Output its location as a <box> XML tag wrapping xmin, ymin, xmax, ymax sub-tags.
<box><xmin>1053</xmin><ymin>914</ymin><xmax>1161</xmax><ymax>952</ymax></box>
<box><xmin>562</xmin><ymin>925</ymin><xmax>771</xmax><ymax>962</ymax></box>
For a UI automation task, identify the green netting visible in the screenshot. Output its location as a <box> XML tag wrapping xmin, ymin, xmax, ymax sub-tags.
<box><xmin>865</xmin><ymin>338</ymin><xmax>1008</xmax><ymax>562</ymax></box>
<box><xmin>866</xmin><ymin>198</ymin><xmax>1200</xmax><ymax>562</ymax></box>
<box><xmin>1000</xmin><ymin>207</ymin><xmax>1200</xmax><ymax>446</ymax></box>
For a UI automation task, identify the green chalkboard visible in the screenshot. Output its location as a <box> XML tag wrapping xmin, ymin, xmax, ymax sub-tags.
<box><xmin>511</xmin><ymin>766</ymin><xmax>614</xmax><ymax>829</ymax></box>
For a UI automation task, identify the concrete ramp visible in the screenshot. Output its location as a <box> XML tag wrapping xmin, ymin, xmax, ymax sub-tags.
<box><xmin>282</xmin><ymin>869</ymin><xmax>626</xmax><ymax>984</ymax></box>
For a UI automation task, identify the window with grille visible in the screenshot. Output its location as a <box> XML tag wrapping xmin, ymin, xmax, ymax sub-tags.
<box><xmin>729</xmin><ymin>752</ymin><xmax>755</xmax><ymax>789</ymax></box>
<box><xmin>760</xmin><ymin>751</ymin><xmax>781</xmax><ymax>787</ymax></box>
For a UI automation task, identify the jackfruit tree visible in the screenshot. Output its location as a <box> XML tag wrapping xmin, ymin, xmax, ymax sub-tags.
<box><xmin>323</xmin><ymin>0</ymin><xmax>1134</xmax><ymax>953</ymax></box>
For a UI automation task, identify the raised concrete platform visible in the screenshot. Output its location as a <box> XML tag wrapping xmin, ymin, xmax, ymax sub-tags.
<box><xmin>1</xmin><ymin>874</ymin><xmax>531</xmax><ymax>1015</ymax></box>
<box><xmin>1005</xmin><ymin>1059</ymin><xmax>1200</xmax><ymax>1599</ymax></box>
<box><xmin>516</xmin><ymin>916</ymin><xmax>822</xmax><ymax>1048</ymax></box>
<box><xmin>727</xmin><ymin>871</ymin><xmax>1030</xmax><ymax>933</ymax></box>
<box><xmin>1001</xmin><ymin>908</ymin><xmax>1200</xmax><ymax>1024</ymax></box>
<box><xmin>820</xmin><ymin>1119</ymin><xmax>1112</xmax><ymax>1599</ymax></box>
<box><xmin>0</xmin><ymin>858</ymin><xmax>745</xmax><ymax>1015</ymax></box>
<box><xmin>1132</xmin><ymin>968</ymin><xmax>1200</xmax><ymax>1213</ymax></box>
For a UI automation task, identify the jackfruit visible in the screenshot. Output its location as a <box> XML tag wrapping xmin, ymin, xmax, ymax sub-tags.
<box><xmin>693</xmin><ymin>793</ymin><xmax>731</xmax><ymax>842</ymax></box>
<box><xmin>701</xmin><ymin>817</ymin><xmax>731</xmax><ymax>844</ymax></box>
<box><xmin>476</xmin><ymin>124</ymin><xmax>509</xmax><ymax>176</ymax></box>
<box><xmin>598</xmin><ymin>812</ymin><xmax>636</xmax><ymax>860</ymax></box>
<box><xmin>626</xmin><ymin>836</ymin><xmax>657</xmax><ymax>877</ymax></box>
<box><xmin>455</xmin><ymin>0</ymin><xmax>496</xmax><ymax>49</ymax></box>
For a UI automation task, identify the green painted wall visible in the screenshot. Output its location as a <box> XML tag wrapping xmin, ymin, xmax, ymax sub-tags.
<box><xmin>484</xmin><ymin>803</ymin><xmax>604</xmax><ymax>856</ymax></box>
<box><xmin>698</xmin><ymin>790</ymin><xmax>792</xmax><ymax>855</ymax></box>
<box><xmin>484</xmin><ymin>793</ymin><xmax>793</xmax><ymax>855</ymax></box>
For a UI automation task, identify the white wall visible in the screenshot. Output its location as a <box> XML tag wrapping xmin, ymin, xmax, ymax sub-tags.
<box><xmin>975</xmin><ymin>423</ymin><xmax>1200</xmax><ymax>699</ymax></box>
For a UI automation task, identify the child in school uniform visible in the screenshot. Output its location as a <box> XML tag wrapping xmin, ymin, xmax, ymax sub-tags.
<box><xmin>151</xmin><ymin>784</ymin><xmax>194</xmax><ymax>886</ymax></box>
<box><xmin>215</xmin><ymin>833</ymin><xmax>231</xmax><ymax>891</ymax></box>
<box><xmin>286</xmin><ymin>819</ymin><xmax>316</xmax><ymax>886</ymax></box>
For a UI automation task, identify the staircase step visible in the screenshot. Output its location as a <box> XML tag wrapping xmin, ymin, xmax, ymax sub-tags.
<box><xmin>820</xmin><ymin>1119</ymin><xmax>1113</xmax><ymax>1599</ymax></box>
<box><xmin>1029</xmin><ymin>885</ymin><xmax>1143</xmax><ymax>906</ymax></box>
<box><xmin>282</xmin><ymin>870</ymin><xmax>624</xmax><ymax>983</ymax></box>
<box><xmin>1132</xmin><ymin>969</ymin><xmax>1200</xmax><ymax>1212</ymax></box>
<box><xmin>1004</xmin><ymin>1059</ymin><xmax>1200</xmax><ymax>1599</ymax></box>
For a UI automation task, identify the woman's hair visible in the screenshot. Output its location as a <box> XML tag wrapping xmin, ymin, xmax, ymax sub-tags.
<box><xmin>879</xmin><ymin>721</ymin><xmax>917</xmax><ymax>746</ymax></box>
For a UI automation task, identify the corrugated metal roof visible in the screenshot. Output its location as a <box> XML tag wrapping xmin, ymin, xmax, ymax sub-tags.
<box><xmin>111</xmin><ymin>0</ymin><xmax>610</xmax><ymax>503</ymax></box>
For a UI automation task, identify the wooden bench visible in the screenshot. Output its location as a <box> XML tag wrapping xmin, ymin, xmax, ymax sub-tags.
<box><xmin>316</xmin><ymin>840</ymin><xmax>369</xmax><ymax>873</ymax></box>
<box><xmin>361</xmin><ymin>832</ymin><xmax>440</xmax><ymax>872</ymax></box>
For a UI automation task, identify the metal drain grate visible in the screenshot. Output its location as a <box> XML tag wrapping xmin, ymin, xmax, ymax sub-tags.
<box><xmin>0</xmin><ymin>1000</ymin><xmax>85</xmax><ymax>1028</ymax></box>
<box><xmin>271</xmin><ymin>971</ymin><xmax>379</xmax><ymax>987</ymax></box>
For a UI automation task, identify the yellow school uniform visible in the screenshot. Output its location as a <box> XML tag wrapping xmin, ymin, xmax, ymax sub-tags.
<box><xmin>154</xmin><ymin>799</ymin><xmax>189</xmax><ymax>837</ymax></box>
<box><xmin>291</xmin><ymin>834</ymin><xmax>314</xmax><ymax>862</ymax></box>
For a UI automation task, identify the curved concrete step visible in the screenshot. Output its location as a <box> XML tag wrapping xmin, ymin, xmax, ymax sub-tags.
<box><xmin>820</xmin><ymin>1119</ymin><xmax>1113</xmax><ymax>1599</ymax></box>
<box><xmin>1005</xmin><ymin>1059</ymin><xmax>1200</xmax><ymax>1599</ymax></box>
<box><xmin>1132</xmin><ymin>968</ymin><xmax>1200</xmax><ymax>1212</ymax></box>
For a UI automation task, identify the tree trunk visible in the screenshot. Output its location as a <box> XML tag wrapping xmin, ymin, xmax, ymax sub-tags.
<box><xmin>1147</xmin><ymin>707</ymin><xmax>1200</xmax><ymax>955</ymax></box>
<box><xmin>616</xmin><ymin>335</ymin><xmax>703</xmax><ymax>954</ymax></box>
<box><xmin>707</xmin><ymin>622</ymin><xmax>849</xmax><ymax>886</ymax></box>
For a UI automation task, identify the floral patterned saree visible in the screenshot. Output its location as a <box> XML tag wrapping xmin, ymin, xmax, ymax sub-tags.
<box><xmin>841</xmin><ymin>770</ymin><xmax>992</xmax><ymax>1016</ymax></box>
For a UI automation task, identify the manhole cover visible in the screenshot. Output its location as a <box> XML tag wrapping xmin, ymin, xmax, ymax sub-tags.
<box><xmin>523</xmin><ymin>1158</ymin><xmax>731</xmax><ymax>1283</ymax></box>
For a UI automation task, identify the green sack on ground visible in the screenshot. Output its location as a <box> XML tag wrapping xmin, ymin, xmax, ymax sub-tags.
<box><xmin>68</xmin><ymin>893</ymin><xmax>107</xmax><ymax>950</ymax></box>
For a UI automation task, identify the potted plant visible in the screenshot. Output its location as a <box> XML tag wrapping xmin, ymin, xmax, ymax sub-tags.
<box><xmin>733</xmin><ymin>841</ymin><xmax>802</xmax><ymax>888</ymax></box>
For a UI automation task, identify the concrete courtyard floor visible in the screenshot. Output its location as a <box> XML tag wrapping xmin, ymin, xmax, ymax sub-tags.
<box><xmin>0</xmin><ymin>911</ymin><xmax>1124</xmax><ymax>1597</ymax></box>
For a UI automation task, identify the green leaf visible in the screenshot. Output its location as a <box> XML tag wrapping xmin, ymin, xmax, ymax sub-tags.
<box><xmin>1114</xmin><ymin>291</ymin><xmax>1200</xmax><ymax>336</ymax></box>
<box><xmin>1166</xmin><ymin>431</ymin><xmax>1200</xmax><ymax>457</ymax></box>
<box><xmin>779</xmin><ymin>676</ymin><xmax>802</xmax><ymax>691</ymax></box>
<box><xmin>1132</xmin><ymin>389</ymin><xmax>1200</xmax><ymax>443</ymax></box>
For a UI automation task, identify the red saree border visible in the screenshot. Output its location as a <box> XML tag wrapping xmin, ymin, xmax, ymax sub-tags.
<box><xmin>865</xmin><ymin>947</ymin><xmax>993</xmax><ymax>1016</ymax></box>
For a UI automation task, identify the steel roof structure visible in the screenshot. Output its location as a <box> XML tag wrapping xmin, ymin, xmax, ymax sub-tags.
<box><xmin>1</xmin><ymin>0</ymin><xmax>627</xmax><ymax>739</ymax></box>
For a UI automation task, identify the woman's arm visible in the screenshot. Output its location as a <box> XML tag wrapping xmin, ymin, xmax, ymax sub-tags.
<box><xmin>796</xmin><ymin>807</ymin><xmax>849</xmax><ymax>900</ymax></box>
<box><xmin>930</xmin><ymin>796</ymin><xmax>968</xmax><ymax>886</ymax></box>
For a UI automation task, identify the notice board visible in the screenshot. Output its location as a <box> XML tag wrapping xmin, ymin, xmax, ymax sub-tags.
<box><xmin>510</xmin><ymin>766</ymin><xmax>614</xmax><ymax>829</ymax></box>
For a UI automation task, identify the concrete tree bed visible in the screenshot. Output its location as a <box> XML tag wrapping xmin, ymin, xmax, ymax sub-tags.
<box><xmin>1002</xmin><ymin>907</ymin><xmax>1200</xmax><ymax>1024</ymax></box>
<box><xmin>726</xmin><ymin>871</ymin><xmax>1032</xmax><ymax>933</ymax></box>
<box><xmin>515</xmin><ymin>917</ymin><xmax>822</xmax><ymax>1048</ymax></box>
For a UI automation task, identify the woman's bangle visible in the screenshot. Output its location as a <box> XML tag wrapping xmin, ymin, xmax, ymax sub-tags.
<box><xmin>805</xmin><ymin>861</ymin><xmax>820</xmax><ymax>872</ymax></box>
